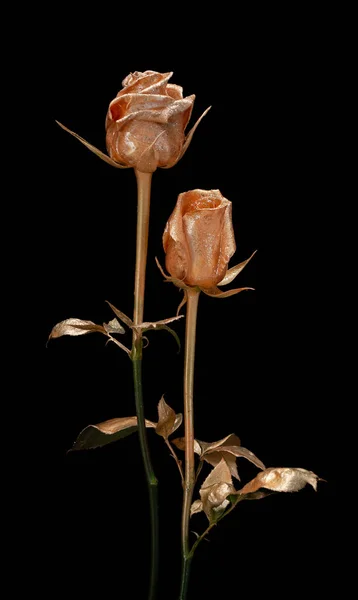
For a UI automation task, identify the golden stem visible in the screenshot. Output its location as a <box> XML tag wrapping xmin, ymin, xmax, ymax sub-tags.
<box><xmin>133</xmin><ymin>170</ymin><xmax>152</xmax><ymax>327</ymax></box>
<box><xmin>131</xmin><ymin>169</ymin><xmax>158</xmax><ymax>600</ymax></box>
<box><xmin>181</xmin><ymin>288</ymin><xmax>200</xmax><ymax>557</ymax></box>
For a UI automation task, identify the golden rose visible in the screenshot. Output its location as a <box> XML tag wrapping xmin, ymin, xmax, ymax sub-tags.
<box><xmin>56</xmin><ymin>71</ymin><xmax>209</xmax><ymax>173</ymax></box>
<box><xmin>160</xmin><ymin>189</ymin><xmax>256</xmax><ymax>300</ymax></box>
<box><xmin>106</xmin><ymin>71</ymin><xmax>201</xmax><ymax>173</ymax></box>
<box><xmin>163</xmin><ymin>189</ymin><xmax>236</xmax><ymax>289</ymax></box>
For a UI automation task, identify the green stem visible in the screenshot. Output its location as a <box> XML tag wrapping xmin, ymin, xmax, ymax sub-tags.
<box><xmin>131</xmin><ymin>169</ymin><xmax>159</xmax><ymax>600</ymax></box>
<box><xmin>180</xmin><ymin>288</ymin><xmax>200</xmax><ymax>599</ymax></box>
<box><xmin>132</xmin><ymin>354</ymin><xmax>159</xmax><ymax>600</ymax></box>
<box><xmin>178</xmin><ymin>555</ymin><xmax>193</xmax><ymax>600</ymax></box>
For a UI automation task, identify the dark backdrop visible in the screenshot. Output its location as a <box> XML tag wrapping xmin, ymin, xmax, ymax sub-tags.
<box><xmin>38</xmin><ymin>12</ymin><xmax>343</xmax><ymax>599</ymax></box>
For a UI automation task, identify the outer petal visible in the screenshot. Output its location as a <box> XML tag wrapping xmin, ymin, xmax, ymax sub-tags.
<box><xmin>216</xmin><ymin>201</ymin><xmax>236</xmax><ymax>283</ymax></box>
<box><xmin>183</xmin><ymin>205</ymin><xmax>226</xmax><ymax>287</ymax></box>
<box><xmin>107</xmin><ymin>96</ymin><xmax>194</xmax><ymax>129</ymax></box>
<box><xmin>181</xmin><ymin>190</ymin><xmax>234</xmax><ymax>288</ymax></box>
<box><xmin>106</xmin><ymin>121</ymin><xmax>174</xmax><ymax>172</ymax></box>
<box><xmin>163</xmin><ymin>193</ymin><xmax>189</xmax><ymax>280</ymax></box>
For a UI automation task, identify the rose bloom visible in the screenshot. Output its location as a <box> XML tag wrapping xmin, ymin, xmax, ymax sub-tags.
<box><xmin>105</xmin><ymin>71</ymin><xmax>196</xmax><ymax>173</ymax></box>
<box><xmin>163</xmin><ymin>190</ymin><xmax>236</xmax><ymax>289</ymax></box>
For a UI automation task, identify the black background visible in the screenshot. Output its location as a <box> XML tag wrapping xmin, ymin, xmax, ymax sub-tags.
<box><xmin>36</xmin><ymin>8</ymin><xmax>345</xmax><ymax>599</ymax></box>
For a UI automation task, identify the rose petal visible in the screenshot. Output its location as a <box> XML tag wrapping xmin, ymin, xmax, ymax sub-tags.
<box><xmin>108</xmin><ymin>94</ymin><xmax>175</xmax><ymax>122</ymax></box>
<box><xmin>167</xmin><ymin>84</ymin><xmax>184</xmax><ymax>99</ymax></box>
<box><xmin>119</xmin><ymin>71</ymin><xmax>172</xmax><ymax>96</ymax></box>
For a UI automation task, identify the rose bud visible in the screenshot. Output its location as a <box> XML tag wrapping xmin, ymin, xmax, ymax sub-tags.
<box><xmin>56</xmin><ymin>71</ymin><xmax>210</xmax><ymax>173</ymax></box>
<box><xmin>160</xmin><ymin>189</ymin><xmax>256</xmax><ymax>301</ymax></box>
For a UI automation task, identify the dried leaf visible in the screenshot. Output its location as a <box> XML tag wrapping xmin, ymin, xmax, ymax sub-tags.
<box><xmin>103</xmin><ymin>318</ymin><xmax>125</xmax><ymax>335</ymax></box>
<box><xmin>205</xmin><ymin>445</ymin><xmax>265</xmax><ymax>472</ymax></box>
<box><xmin>199</xmin><ymin>458</ymin><xmax>235</xmax><ymax>521</ymax></box>
<box><xmin>135</xmin><ymin>315</ymin><xmax>183</xmax><ymax>330</ymax></box>
<box><xmin>203</xmin><ymin>452</ymin><xmax>241</xmax><ymax>480</ymax></box>
<box><xmin>49</xmin><ymin>318</ymin><xmax>105</xmax><ymax>340</ymax></box>
<box><xmin>197</xmin><ymin>433</ymin><xmax>241</xmax><ymax>454</ymax></box>
<box><xmin>243</xmin><ymin>490</ymin><xmax>273</xmax><ymax>500</ymax></box>
<box><xmin>172</xmin><ymin>414</ymin><xmax>183</xmax><ymax>434</ymax></box>
<box><xmin>106</xmin><ymin>301</ymin><xmax>133</xmax><ymax>328</ymax></box>
<box><xmin>56</xmin><ymin>121</ymin><xmax>129</xmax><ymax>168</ymax></box>
<box><xmin>71</xmin><ymin>416</ymin><xmax>156</xmax><ymax>451</ymax></box>
<box><xmin>135</xmin><ymin>315</ymin><xmax>183</xmax><ymax>351</ymax></box>
<box><xmin>202</xmin><ymin>457</ymin><xmax>233</xmax><ymax>488</ymax></box>
<box><xmin>172</xmin><ymin>437</ymin><xmax>202</xmax><ymax>455</ymax></box>
<box><xmin>238</xmin><ymin>467</ymin><xmax>319</xmax><ymax>494</ymax></box>
<box><xmin>154</xmin><ymin>325</ymin><xmax>182</xmax><ymax>350</ymax></box>
<box><xmin>193</xmin><ymin>434</ymin><xmax>264</xmax><ymax>481</ymax></box>
<box><xmin>190</xmin><ymin>499</ymin><xmax>204</xmax><ymax>516</ymax></box>
<box><xmin>155</xmin><ymin>396</ymin><xmax>176</xmax><ymax>439</ymax></box>
<box><xmin>106</xmin><ymin>336</ymin><xmax>131</xmax><ymax>356</ymax></box>
<box><xmin>202</xmin><ymin>286</ymin><xmax>254</xmax><ymax>298</ymax></box>
<box><xmin>218</xmin><ymin>251</ymin><xmax>257</xmax><ymax>286</ymax></box>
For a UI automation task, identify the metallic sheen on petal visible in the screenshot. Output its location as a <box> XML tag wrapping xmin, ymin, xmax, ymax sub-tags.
<box><xmin>105</xmin><ymin>71</ymin><xmax>196</xmax><ymax>172</ymax></box>
<box><xmin>163</xmin><ymin>190</ymin><xmax>236</xmax><ymax>288</ymax></box>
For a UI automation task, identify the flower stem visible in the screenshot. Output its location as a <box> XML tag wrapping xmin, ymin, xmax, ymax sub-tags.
<box><xmin>179</xmin><ymin>555</ymin><xmax>193</xmax><ymax>600</ymax></box>
<box><xmin>131</xmin><ymin>169</ymin><xmax>158</xmax><ymax>600</ymax></box>
<box><xmin>133</xmin><ymin>170</ymin><xmax>152</xmax><ymax>326</ymax></box>
<box><xmin>179</xmin><ymin>288</ymin><xmax>200</xmax><ymax>599</ymax></box>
